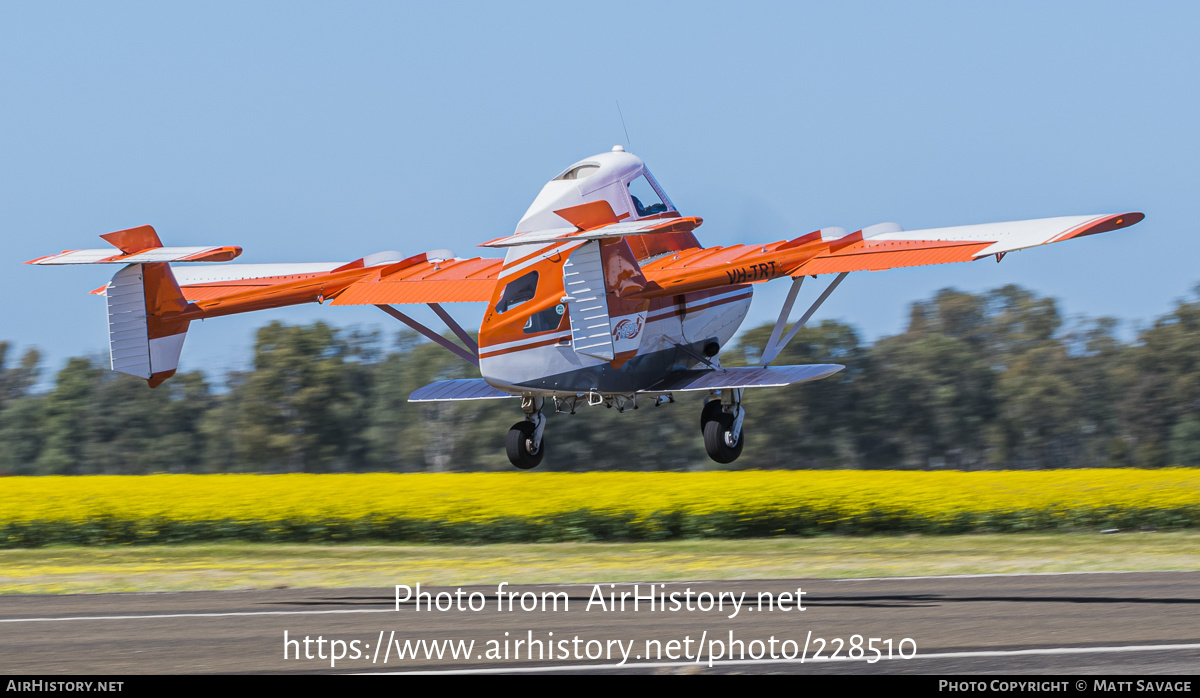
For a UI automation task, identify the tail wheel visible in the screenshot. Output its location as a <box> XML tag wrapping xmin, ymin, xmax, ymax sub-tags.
<box><xmin>507</xmin><ymin>421</ymin><xmax>545</xmax><ymax>469</ymax></box>
<box><xmin>703</xmin><ymin>412</ymin><xmax>745</xmax><ymax>464</ymax></box>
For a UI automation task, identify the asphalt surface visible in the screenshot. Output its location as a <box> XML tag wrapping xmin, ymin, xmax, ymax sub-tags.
<box><xmin>1</xmin><ymin>571</ymin><xmax>1198</xmax><ymax>675</ymax></box>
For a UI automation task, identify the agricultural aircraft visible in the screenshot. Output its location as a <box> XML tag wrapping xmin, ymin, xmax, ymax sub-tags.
<box><xmin>28</xmin><ymin>147</ymin><xmax>1143</xmax><ymax>468</ymax></box>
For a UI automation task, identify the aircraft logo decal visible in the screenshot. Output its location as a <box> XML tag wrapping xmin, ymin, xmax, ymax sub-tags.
<box><xmin>612</xmin><ymin>316</ymin><xmax>644</xmax><ymax>341</ymax></box>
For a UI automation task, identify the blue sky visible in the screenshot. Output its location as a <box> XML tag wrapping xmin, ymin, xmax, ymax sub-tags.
<box><xmin>2</xmin><ymin>2</ymin><xmax>1196</xmax><ymax>383</ymax></box>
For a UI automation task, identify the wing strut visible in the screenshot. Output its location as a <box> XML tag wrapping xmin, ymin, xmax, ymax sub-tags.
<box><xmin>375</xmin><ymin>304</ymin><xmax>479</xmax><ymax>366</ymax></box>
<box><xmin>760</xmin><ymin>272</ymin><xmax>849</xmax><ymax>366</ymax></box>
<box><xmin>428</xmin><ymin>303</ymin><xmax>479</xmax><ymax>355</ymax></box>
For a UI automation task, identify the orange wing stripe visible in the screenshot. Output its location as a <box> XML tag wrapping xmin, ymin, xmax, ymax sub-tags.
<box><xmin>1053</xmin><ymin>212</ymin><xmax>1144</xmax><ymax>242</ymax></box>
<box><xmin>181</xmin><ymin>284</ymin><xmax>274</xmax><ymax>301</ymax></box>
<box><xmin>171</xmin><ymin>258</ymin><xmax>501</xmax><ymax>308</ymax></box>
<box><xmin>331</xmin><ymin>279</ymin><xmax>497</xmax><ymax>305</ymax></box>
<box><xmin>798</xmin><ymin>241</ymin><xmax>993</xmax><ymax>274</ymax></box>
<box><xmin>636</xmin><ymin>240</ymin><xmax>822</xmax><ymax>297</ymax></box>
<box><xmin>176</xmin><ymin>247</ymin><xmax>242</xmax><ymax>262</ymax></box>
<box><xmin>330</xmin><ymin>257</ymin><xmax>502</xmax><ymax>306</ymax></box>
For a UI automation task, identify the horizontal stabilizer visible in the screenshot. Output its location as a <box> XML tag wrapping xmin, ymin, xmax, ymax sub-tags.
<box><xmin>481</xmin><ymin>216</ymin><xmax>702</xmax><ymax>248</ymax></box>
<box><xmin>644</xmin><ymin>364</ymin><xmax>844</xmax><ymax>393</ymax></box>
<box><xmin>409</xmin><ymin>379</ymin><xmax>517</xmax><ymax>402</ymax></box>
<box><xmin>27</xmin><ymin>246</ymin><xmax>242</xmax><ymax>265</ymax></box>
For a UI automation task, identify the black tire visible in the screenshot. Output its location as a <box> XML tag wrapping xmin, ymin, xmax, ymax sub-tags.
<box><xmin>506</xmin><ymin>421</ymin><xmax>544</xmax><ymax>469</ymax></box>
<box><xmin>700</xmin><ymin>400</ymin><xmax>723</xmax><ymax>434</ymax></box>
<box><xmin>703</xmin><ymin>412</ymin><xmax>745</xmax><ymax>464</ymax></box>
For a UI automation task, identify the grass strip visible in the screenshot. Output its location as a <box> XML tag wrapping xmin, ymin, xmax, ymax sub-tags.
<box><xmin>1</xmin><ymin>532</ymin><xmax>1198</xmax><ymax>595</ymax></box>
<box><xmin>2</xmin><ymin>506</ymin><xmax>1196</xmax><ymax>548</ymax></box>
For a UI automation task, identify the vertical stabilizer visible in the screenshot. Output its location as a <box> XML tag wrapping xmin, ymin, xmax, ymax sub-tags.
<box><xmin>107</xmin><ymin>265</ymin><xmax>152</xmax><ymax>378</ymax></box>
<box><xmin>105</xmin><ymin>262</ymin><xmax>191</xmax><ymax>387</ymax></box>
<box><xmin>563</xmin><ymin>241</ymin><xmax>615</xmax><ymax>360</ymax></box>
<box><xmin>562</xmin><ymin>239</ymin><xmax>650</xmax><ymax>364</ymax></box>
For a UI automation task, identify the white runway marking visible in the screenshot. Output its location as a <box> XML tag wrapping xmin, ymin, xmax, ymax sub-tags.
<box><xmin>414</xmin><ymin>569</ymin><xmax>1198</xmax><ymax>591</ymax></box>
<box><xmin>366</xmin><ymin>643</ymin><xmax>1200</xmax><ymax>675</ymax></box>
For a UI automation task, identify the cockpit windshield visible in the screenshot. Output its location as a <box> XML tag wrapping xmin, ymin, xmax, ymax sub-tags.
<box><xmin>628</xmin><ymin>174</ymin><xmax>669</xmax><ymax>217</ymax></box>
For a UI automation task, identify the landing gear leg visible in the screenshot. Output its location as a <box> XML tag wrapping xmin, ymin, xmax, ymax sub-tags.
<box><xmin>507</xmin><ymin>396</ymin><xmax>546</xmax><ymax>469</ymax></box>
<box><xmin>702</xmin><ymin>389</ymin><xmax>745</xmax><ymax>464</ymax></box>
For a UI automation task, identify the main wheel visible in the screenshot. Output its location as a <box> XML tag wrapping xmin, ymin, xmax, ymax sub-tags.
<box><xmin>703</xmin><ymin>412</ymin><xmax>745</xmax><ymax>464</ymax></box>
<box><xmin>700</xmin><ymin>400</ymin><xmax>723</xmax><ymax>434</ymax></box>
<box><xmin>506</xmin><ymin>421</ymin><xmax>545</xmax><ymax>469</ymax></box>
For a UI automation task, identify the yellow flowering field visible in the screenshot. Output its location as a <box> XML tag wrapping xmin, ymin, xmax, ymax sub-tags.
<box><xmin>0</xmin><ymin>470</ymin><xmax>1197</xmax><ymax>546</ymax></box>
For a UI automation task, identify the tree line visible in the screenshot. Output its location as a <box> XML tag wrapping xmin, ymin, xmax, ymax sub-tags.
<box><xmin>3</xmin><ymin>283</ymin><xmax>1200</xmax><ymax>474</ymax></box>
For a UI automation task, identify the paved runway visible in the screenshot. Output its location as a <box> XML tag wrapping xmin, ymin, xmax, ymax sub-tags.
<box><xmin>1</xmin><ymin>571</ymin><xmax>1198</xmax><ymax>674</ymax></box>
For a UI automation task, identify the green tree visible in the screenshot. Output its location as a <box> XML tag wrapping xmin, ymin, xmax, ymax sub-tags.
<box><xmin>0</xmin><ymin>343</ymin><xmax>41</xmax><ymax>409</ymax></box>
<box><xmin>863</xmin><ymin>332</ymin><xmax>995</xmax><ymax>469</ymax></box>
<box><xmin>989</xmin><ymin>343</ymin><xmax>1085</xmax><ymax>468</ymax></box>
<box><xmin>205</xmin><ymin>321</ymin><xmax>371</xmax><ymax>472</ymax></box>
<box><xmin>0</xmin><ymin>343</ymin><xmax>44</xmax><ymax>474</ymax></box>
<box><xmin>1169</xmin><ymin>415</ymin><xmax>1200</xmax><ymax>466</ymax></box>
<box><xmin>33</xmin><ymin>358</ymin><xmax>101</xmax><ymax>474</ymax></box>
<box><xmin>79</xmin><ymin>370</ymin><xmax>213</xmax><ymax>473</ymax></box>
<box><xmin>723</xmin><ymin>320</ymin><xmax>866</xmax><ymax>469</ymax></box>
<box><xmin>1119</xmin><ymin>286</ymin><xmax>1200</xmax><ymax>467</ymax></box>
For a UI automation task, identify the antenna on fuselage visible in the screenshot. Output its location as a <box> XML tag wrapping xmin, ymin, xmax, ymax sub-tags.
<box><xmin>616</xmin><ymin>100</ymin><xmax>631</xmax><ymax>149</ymax></box>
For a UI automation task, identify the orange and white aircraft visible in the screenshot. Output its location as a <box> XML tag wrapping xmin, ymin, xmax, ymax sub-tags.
<box><xmin>28</xmin><ymin>147</ymin><xmax>1143</xmax><ymax>468</ymax></box>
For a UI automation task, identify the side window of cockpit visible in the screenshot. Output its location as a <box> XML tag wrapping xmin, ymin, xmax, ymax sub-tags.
<box><xmin>523</xmin><ymin>305</ymin><xmax>565</xmax><ymax>334</ymax></box>
<box><xmin>496</xmin><ymin>271</ymin><xmax>538</xmax><ymax>314</ymax></box>
<box><xmin>627</xmin><ymin>175</ymin><xmax>668</xmax><ymax>217</ymax></box>
<box><xmin>555</xmin><ymin>164</ymin><xmax>599</xmax><ymax>181</ymax></box>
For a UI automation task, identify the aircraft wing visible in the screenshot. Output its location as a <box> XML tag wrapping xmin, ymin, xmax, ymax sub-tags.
<box><xmin>173</xmin><ymin>252</ymin><xmax>502</xmax><ymax>312</ymax></box>
<box><xmin>327</xmin><ymin>255</ymin><xmax>502</xmax><ymax>305</ymax></box>
<box><xmin>84</xmin><ymin>255</ymin><xmax>503</xmax><ymax>307</ymax></box>
<box><xmin>793</xmin><ymin>213</ymin><xmax>1142</xmax><ymax>275</ymax></box>
<box><xmin>633</xmin><ymin>212</ymin><xmax>1143</xmax><ymax>298</ymax></box>
<box><xmin>141</xmin><ymin>263</ymin><xmax>344</xmax><ymax>301</ymax></box>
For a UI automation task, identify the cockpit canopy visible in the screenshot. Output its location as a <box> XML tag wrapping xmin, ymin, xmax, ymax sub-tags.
<box><xmin>514</xmin><ymin>147</ymin><xmax>676</xmax><ymax>234</ymax></box>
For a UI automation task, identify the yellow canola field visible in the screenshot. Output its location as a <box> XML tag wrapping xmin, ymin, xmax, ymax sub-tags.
<box><xmin>2</xmin><ymin>470</ymin><xmax>1199</xmax><ymax>524</ymax></box>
